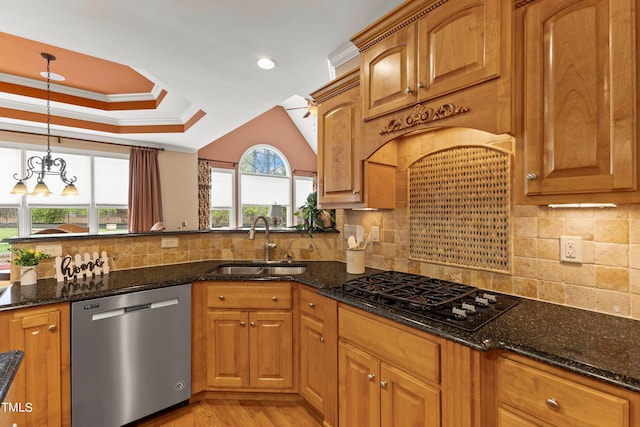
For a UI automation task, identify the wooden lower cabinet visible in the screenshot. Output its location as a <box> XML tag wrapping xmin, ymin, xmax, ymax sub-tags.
<box><xmin>338</xmin><ymin>341</ymin><xmax>439</xmax><ymax>427</ymax></box>
<box><xmin>204</xmin><ymin>282</ymin><xmax>294</xmax><ymax>391</ymax></box>
<box><xmin>298</xmin><ymin>285</ymin><xmax>338</xmax><ymax>427</ymax></box>
<box><xmin>2</xmin><ymin>303</ymin><xmax>70</xmax><ymax>427</ymax></box>
<box><xmin>493</xmin><ymin>352</ymin><xmax>640</xmax><ymax>427</ymax></box>
<box><xmin>206</xmin><ymin>310</ymin><xmax>293</xmax><ymax>390</ymax></box>
<box><xmin>337</xmin><ymin>305</ymin><xmax>444</xmax><ymax>427</ymax></box>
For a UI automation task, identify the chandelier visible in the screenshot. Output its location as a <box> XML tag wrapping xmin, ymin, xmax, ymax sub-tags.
<box><xmin>10</xmin><ymin>52</ymin><xmax>79</xmax><ymax>197</ymax></box>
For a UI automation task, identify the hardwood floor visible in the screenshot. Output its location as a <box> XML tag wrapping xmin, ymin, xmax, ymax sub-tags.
<box><xmin>135</xmin><ymin>399</ymin><xmax>324</xmax><ymax>427</ymax></box>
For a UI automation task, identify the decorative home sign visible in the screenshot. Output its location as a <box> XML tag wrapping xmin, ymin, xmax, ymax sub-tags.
<box><xmin>55</xmin><ymin>251</ymin><xmax>110</xmax><ymax>282</ymax></box>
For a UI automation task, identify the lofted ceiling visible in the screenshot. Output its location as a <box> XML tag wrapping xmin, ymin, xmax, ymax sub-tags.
<box><xmin>0</xmin><ymin>0</ymin><xmax>403</xmax><ymax>152</ymax></box>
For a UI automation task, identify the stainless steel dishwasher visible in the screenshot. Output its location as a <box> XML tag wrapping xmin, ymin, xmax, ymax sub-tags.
<box><xmin>71</xmin><ymin>283</ymin><xmax>191</xmax><ymax>427</ymax></box>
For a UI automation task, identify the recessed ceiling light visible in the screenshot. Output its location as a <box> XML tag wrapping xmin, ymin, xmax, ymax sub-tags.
<box><xmin>257</xmin><ymin>57</ymin><xmax>276</xmax><ymax>70</ymax></box>
<box><xmin>40</xmin><ymin>71</ymin><xmax>65</xmax><ymax>81</ymax></box>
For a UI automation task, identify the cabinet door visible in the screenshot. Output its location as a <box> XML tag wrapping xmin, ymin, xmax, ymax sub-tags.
<box><xmin>10</xmin><ymin>309</ymin><xmax>62</xmax><ymax>427</ymax></box>
<box><xmin>207</xmin><ymin>310</ymin><xmax>249</xmax><ymax>388</ymax></box>
<box><xmin>418</xmin><ymin>0</ymin><xmax>500</xmax><ymax>100</ymax></box>
<box><xmin>300</xmin><ymin>313</ymin><xmax>325</xmax><ymax>411</ymax></box>
<box><xmin>317</xmin><ymin>83</ymin><xmax>363</xmax><ymax>206</ymax></box>
<box><xmin>521</xmin><ymin>0</ymin><xmax>636</xmax><ymax>195</ymax></box>
<box><xmin>338</xmin><ymin>342</ymin><xmax>380</xmax><ymax>427</ymax></box>
<box><xmin>250</xmin><ymin>311</ymin><xmax>293</xmax><ymax>389</ymax></box>
<box><xmin>380</xmin><ymin>363</ymin><xmax>440</xmax><ymax>427</ymax></box>
<box><xmin>361</xmin><ymin>24</ymin><xmax>417</xmax><ymax>119</ymax></box>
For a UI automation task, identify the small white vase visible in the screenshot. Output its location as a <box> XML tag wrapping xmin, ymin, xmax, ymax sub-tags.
<box><xmin>19</xmin><ymin>266</ymin><xmax>38</xmax><ymax>286</ymax></box>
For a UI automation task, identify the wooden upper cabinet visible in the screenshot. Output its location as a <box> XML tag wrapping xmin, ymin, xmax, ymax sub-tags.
<box><xmin>361</xmin><ymin>24</ymin><xmax>417</xmax><ymax>120</ymax></box>
<box><xmin>519</xmin><ymin>0</ymin><xmax>637</xmax><ymax>200</ymax></box>
<box><xmin>418</xmin><ymin>0</ymin><xmax>500</xmax><ymax>100</ymax></box>
<box><xmin>355</xmin><ymin>0</ymin><xmax>502</xmax><ymax>121</ymax></box>
<box><xmin>314</xmin><ymin>69</ymin><xmax>363</xmax><ymax>206</ymax></box>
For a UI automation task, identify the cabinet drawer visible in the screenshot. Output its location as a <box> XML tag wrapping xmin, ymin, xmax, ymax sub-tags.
<box><xmin>207</xmin><ymin>283</ymin><xmax>292</xmax><ymax>309</ymax></box>
<box><xmin>338</xmin><ymin>306</ymin><xmax>439</xmax><ymax>384</ymax></box>
<box><xmin>299</xmin><ymin>286</ymin><xmax>326</xmax><ymax>319</ymax></box>
<box><xmin>497</xmin><ymin>356</ymin><xmax>629</xmax><ymax>427</ymax></box>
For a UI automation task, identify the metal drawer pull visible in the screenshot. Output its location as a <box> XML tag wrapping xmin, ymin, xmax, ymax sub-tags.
<box><xmin>417</xmin><ymin>82</ymin><xmax>425</xmax><ymax>89</ymax></box>
<box><xmin>308</xmin><ymin>302</ymin><xmax>316</xmax><ymax>308</ymax></box>
<box><xmin>546</xmin><ymin>398</ymin><xmax>560</xmax><ymax>410</ymax></box>
<box><xmin>367</xmin><ymin>373</ymin><xmax>375</xmax><ymax>381</ymax></box>
<box><xmin>405</xmin><ymin>87</ymin><xmax>413</xmax><ymax>94</ymax></box>
<box><xmin>526</xmin><ymin>173</ymin><xmax>538</xmax><ymax>181</ymax></box>
<box><xmin>240</xmin><ymin>321</ymin><xmax>245</xmax><ymax>326</ymax></box>
<box><xmin>219</xmin><ymin>295</ymin><xmax>225</xmax><ymax>300</ymax></box>
<box><xmin>272</xmin><ymin>296</ymin><xmax>278</xmax><ymax>302</ymax></box>
<box><xmin>250</xmin><ymin>321</ymin><xmax>256</xmax><ymax>327</ymax></box>
<box><xmin>320</xmin><ymin>336</ymin><xmax>325</xmax><ymax>343</ymax></box>
<box><xmin>48</xmin><ymin>324</ymin><xmax>57</xmax><ymax>331</ymax></box>
<box><xmin>380</xmin><ymin>380</ymin><xmax>387</xmax><ymax>388</ymax></box>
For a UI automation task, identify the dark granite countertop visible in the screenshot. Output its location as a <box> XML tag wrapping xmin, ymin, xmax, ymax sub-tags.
<box><xmin>0</xmin><ymin>350</ymin><xmax>23</xmax><ymax>402</ymax></box>
<box><xmin>1</xmin><ymin>260</ymin><xmax>639</xmax><ymax>393</ymax></box>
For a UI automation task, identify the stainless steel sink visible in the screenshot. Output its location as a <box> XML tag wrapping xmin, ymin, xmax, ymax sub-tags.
<box><xmin>210</xmin><ymin>263</ymin><xmax>306</xmax><ymax>276</ymax></box>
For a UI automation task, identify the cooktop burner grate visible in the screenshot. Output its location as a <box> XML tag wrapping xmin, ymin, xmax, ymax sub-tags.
<box><xmin>340</xmin><ymin>271</ymin><xmax>519</xmax><ymax>331</ymax></box>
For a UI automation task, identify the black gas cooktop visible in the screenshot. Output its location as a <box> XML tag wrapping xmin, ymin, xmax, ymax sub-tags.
<box><xmin>339</xmin><ymin>271</ymin><xmax>519</xmax><ymax>331</ymax></box>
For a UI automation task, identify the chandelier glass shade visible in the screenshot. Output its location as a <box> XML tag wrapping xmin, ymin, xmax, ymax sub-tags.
<box><xmin>10</xmin><ymin>52</ymin><xmax>78</xmax><ymax>197</ymax></box>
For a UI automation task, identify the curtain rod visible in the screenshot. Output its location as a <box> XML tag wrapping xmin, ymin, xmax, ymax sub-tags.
<box><xmin>1</xmin><ymin>128</ymin><xmax>165</xmax><ymax>151</ymax></box>
<box><xmin>199</xmin><ymin>158</ymin><xmax>237</xmax><ymax>166</ymax></box>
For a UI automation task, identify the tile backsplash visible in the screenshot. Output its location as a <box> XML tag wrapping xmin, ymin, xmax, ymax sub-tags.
<box><xmin>343</xmin><ymin>127</ymin><xmax>640</xmax><ymax>320</ymax></box>
<box><xmin>9</xmin><ymin>231</ymin><xmax>339</xmax><ymax>282</ymax></box>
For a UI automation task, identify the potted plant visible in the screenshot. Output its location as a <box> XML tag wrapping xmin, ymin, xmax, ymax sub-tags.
<box><xmin>294</xmin><ymin>191</ymin><xmax>336</xmax><ymax>236</ymax></box>
<box><xmin>10</xmin><ymin>247</ymin><xmax>50</xmax><ymax>285</ymax></box>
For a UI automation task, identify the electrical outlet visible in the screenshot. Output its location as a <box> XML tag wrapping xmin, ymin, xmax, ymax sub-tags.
<box><xmin>371</xmin><ymin>226</ymin><xmax>380</xmax><ymax>243</ymax></box>
<box><xmin>560</xmin><ymin>236</ymin><xmax>582</xmax><ymax>263</ymax></box>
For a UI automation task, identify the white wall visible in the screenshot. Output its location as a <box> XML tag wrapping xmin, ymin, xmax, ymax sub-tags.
<box><xmin>158</xmin><ymin>150</ymin><xmax>199</xmax><ymax>231</ymax></box>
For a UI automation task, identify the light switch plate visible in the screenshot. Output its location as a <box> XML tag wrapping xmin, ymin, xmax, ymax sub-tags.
<box><xmin>36</xmin><ymin>244</ymin><xmax>62</xmax><ymax>257</ymax></box>
<box><xmin>371</xmin><ymin>226</ymin><xmax>380</xmax><ymax>242</ymax></box>
<box><xmin>161</xmin><ymin>237</ymin><xmax>179</xmax><ymax>248</ymax></box>
<box><xmin>560</xmin><ymin>236</ymin><xmax>582</xmax><ymax>263</ymax></box>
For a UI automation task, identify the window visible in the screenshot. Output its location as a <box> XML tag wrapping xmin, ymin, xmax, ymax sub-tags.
<box><xmin>294</xmin><ymin>176</ymin><xmax>314</xmax><ymax>226</ymax></box>
<box><xmin>0</xmin><ymin>147</ymin><xmax>22</xmax><ymax>256</ymax></box>
<box><xmin>208</xmin><ymin>145</ymin><xmax>316</xmax><ymax>230</ymax></box>
<box><xmin>239</xmin><ymin>146</ymin><xmax>291</xmax><ymax>227</ymax></box>
<box><xmin>210</xmin><ymin>168</ymin><xmax>235</xmax><ymax>228</ymax></box>
<box><xmin>0</xmin><ymin>143</ymin><xmax>129</xmax><ymax>236</ymax></box>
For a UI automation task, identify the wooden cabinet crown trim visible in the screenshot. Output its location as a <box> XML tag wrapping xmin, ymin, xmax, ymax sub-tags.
<box><xmin>311</xmin><ymin>68</ymin><xmax>360</xmax><ymax>103</ymax></box>
<box><xmin>351</xmin><ymin>0</ymin><xmax>453</xmax><ymax>52</ymax></box>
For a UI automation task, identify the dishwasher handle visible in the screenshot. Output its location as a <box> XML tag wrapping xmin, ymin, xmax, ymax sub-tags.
<box><xmin>125</xmin><ymin>302</ymin><xmax>152</xmax><ymax>313</ymax></box>
<box><xmin>91</xmin><ymin>297</ymin><xmax>180</xmax><ymax>321</ymax></box>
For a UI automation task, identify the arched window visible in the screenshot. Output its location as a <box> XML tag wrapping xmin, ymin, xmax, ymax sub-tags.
<box><xmin>238</xmin><ymin>145</ymin><xmax>291</xmax><ymax>227</ymax></box>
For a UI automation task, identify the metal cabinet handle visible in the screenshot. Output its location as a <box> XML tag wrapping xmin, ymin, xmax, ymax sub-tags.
<box><xmin>320</xmin><ymin>336</ymin><xmax>325</xmax><ymax>343</ymax></box>
<box><xmin>240</xmin><ymin>321</ymin><xmax>246</xmax><ymax>326</ymax></box>
<box><xmin>417</xmin><ymin>82</ymin><xmax>425</xmax><ymax>89</ymax></box>
<box><xmin>352</xmin><ymin>189</ymin><xmax>360</xmax><ymax>195</ymax></box>
<box><xmin>272</xmin><ymin>296</ymin><xmax>278</xmax><ymax>302</ymax></box>
<box><xmin>546</xmin><ymin>398</ymin><xmax>560</xmax><ymax>410</ymax></box>
<box><xmin>219</xmin><ymin>295</ymin><xmax>225</xmax><ymax>300</ymax></box>
<box><xmin>367</xmin><ymin>373</ymin><xmax>375</xmax><ymax>381</ymax></box>
<box><xmin>405</xmin><ymin>87</ymin><xmax>413</xmax><ymax>94</ymax></box>
<box><xmin>250</xmin><ymin>321</ymin><xmax>256</xmax><ymax>327</ymax></box>
<box><xmin>48</xmin><ymin>324</ymin><xmax>57</xmax><ymax>331</ymax></box>
<box><xmin>308</xmin><ymin>302</ymin><xmax>316</xmax><ymax>308</ymax></box>
<box><xmin>526</xmin><ymin>173</ymin><xmax>538</xmax><ymax>181</ymax></box>
<box><xmin>380</xmin><ymin>380</ymin><xmax>388</xmax><ymax>388</ymax></box>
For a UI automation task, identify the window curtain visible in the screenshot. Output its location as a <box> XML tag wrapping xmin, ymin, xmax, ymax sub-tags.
<box><xmin>128</xmin><ymin>147</ymin><xmax>163</xmax><ymax>232</ymax></box>
<box><xmin>198</xmin><ymin>159</ymin><xmax>212</xmax><ymax>230</ymax></box>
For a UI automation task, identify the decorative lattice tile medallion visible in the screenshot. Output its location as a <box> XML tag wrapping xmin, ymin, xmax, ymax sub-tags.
<box><xmin>408</xmin><ymin>146</ymin><xmax>511</xmax><ymax>273</ymax></box>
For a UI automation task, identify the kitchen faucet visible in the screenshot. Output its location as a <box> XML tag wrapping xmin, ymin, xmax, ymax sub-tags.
<box><xmin>248</xmin><ymin>215</ymin><xmax>276</xmax><ymax>262</ymax></box>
